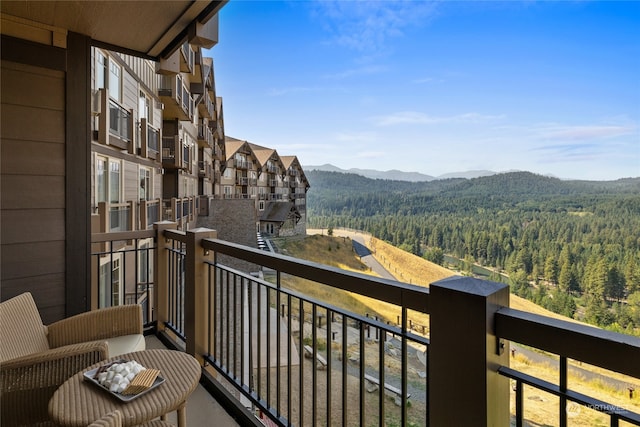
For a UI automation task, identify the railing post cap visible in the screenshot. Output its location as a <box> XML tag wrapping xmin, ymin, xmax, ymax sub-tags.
<box><xmin>431</xmin><ymin>275</ymin><xmax>508</xmax><ymax>297</ymax></box>
<box><xmin>188</xmin><ymin>227</ymin><xmax>216</xmax><ymax>234</ymax></box>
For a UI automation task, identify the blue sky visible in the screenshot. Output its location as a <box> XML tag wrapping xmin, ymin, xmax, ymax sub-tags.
<box><xmin>209</xmin><ymin>1</ymin><xmax>640</xmax><ymax>181</ymax></box>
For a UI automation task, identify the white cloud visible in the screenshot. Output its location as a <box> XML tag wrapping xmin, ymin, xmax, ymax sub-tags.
<box><xmin>373</xmin><ymin>111</ymin><xmax>505</xmax><ymax>126</ymax></box>
<box><xmin>536</xmin><ymin>124</ymin><xmax>636</xmax><ymax>140</ymax></box>
<box><xmin>356</xmin><ymin>150</ymin><xmax>386</xmax><ymax>159</ymax></box>
<box><xmin>267</xmin><ymin>86</ymin><xmax>321</xmax><ymax>96</ymax></box>
<box><xmin>323</xmin><ymin>64</ymin><xmax>388</xmax><ymax>80</ymax></box>
<box><xmin>310</xmin><ymin>0</ymin><xmax>438</xmax><ymax>53</ymax></box>
<box><xmin>335</xmin><ymin>131</ymin><xmax>378</xmax><ymax>142</ymax></box>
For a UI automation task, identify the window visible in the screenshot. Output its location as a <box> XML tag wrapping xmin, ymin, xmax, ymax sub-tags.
<box><xmin>259</xmin><ymin>201</ymin><xmax>265</xmax><ymax>211</ymax></box>
<box><xmin>224</xmin><ymin>168</ymin><xmax>233</xmax><ymax>179</ymax></box>
<box><xmin>96</xmin><ymin>156</ymin><xmax>107</xmax><ymax>203</ymax></box>
<box><xmin>109</xmin><ymin>160</ymin><xmax>121</xmax><ymax>203</ymax></box>
<box><xmin>109</xmin><ymin>61</ymin><xmax>121</xmax><ymax>102</ymax></box>
<box><xmin>139</xmin><ymin>167</ymin><xmax>151</xmax><ymax>201</ymax></box>
<box><xmin>96</xmin><ymin>51</ymin><xmax>107</xmax><ymax>89</ymax></box>
<box><xmin>138</xmin><ymin>240</ymin><xmax>154</xmax><ymax>285</ymax></box>
<box><xmin>139</xmin><ymin>91</ymin><xmax>150</xmax><ymax>123</ymax></box>
<box><xmin>99</xmin><ymin>256</ymin><xmax>122</xmax><ymax>307</ymax></box>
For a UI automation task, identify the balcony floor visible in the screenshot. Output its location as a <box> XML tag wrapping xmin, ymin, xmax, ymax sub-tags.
<box><xmin>145</xmin><ymin>335</ymin><xmax>242</xmax><ymax>427</ymax></box>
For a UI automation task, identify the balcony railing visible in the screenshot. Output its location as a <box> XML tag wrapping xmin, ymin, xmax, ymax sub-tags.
<box><xmin>139</xmin><ymin>199</ymin><xmax>160</xmax><ymax>229</ymax></box>
<box><xmin>197</xmin><ymin>123</ymin><xmax>214</xmax><ymax>148</ymax></box>
<box><xmin>97</xmin><ymin>201</ymin><xmax>134</xmax><ymax>233</ymax></box>
<box><xmin>89</xmin><ymin>225</ymin><xmax>640</xmax><ymax>427</ymax></box>
<box><xmin>95</xmin><ymin>88</ymin><xmax>133</xmax><ymax>150</ymax></box>
<box><xmin>138</xmin><ymin>118</ymin><xmax>160</xmax><ymax>161</ymax></box>
<box><xmin>159</xmin><ymin>74</ymin><xmax>193</xmax><ymax>121</ymax></box>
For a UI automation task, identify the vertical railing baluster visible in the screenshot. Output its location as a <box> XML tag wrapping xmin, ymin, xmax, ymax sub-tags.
<box><xmin>326</xmin><ymin>308</ymin><xmax>332</xmax><ymax>427</ymax></box>
<box><xmin>401</xmin><ymin>306</ymin><xmax>408</xmax><ymax>427</ymax></box>
<box><xmin>312</xmin><ymin>303</ymin><xmax>317</xmax><ymax>427</ymax></box>
<box><xmin>299</xmin><ymin>300</ymin><xmax>304</xmax><ymax>427</ymax></box>
<box><xmin>233</xmin><ymin>274</ymin><xmax>238</xmax><ymax>381</ymax></box>
<box><xmin>287</xmin><ymin>293</ymin><xmax>292</xmax><ymax>426</ymax></box>
<box><xmin>359</xmin><ymin>320</ymin><xmax>365</xmax><ymax>427</ymax></box>
<box><xmin>560</xmin><ymin>355</ymin><xmax>567</xmax><ymax>427</ymax></box>
<box><xmin>342</xmin><ymin>315</ymin><xmax>348</xmax><ymax>427</ymax></box>
<box><xmin>379</xmin><ymin>328</ymin><xmax>386</xmax><ymax>426</ymax></box>
<box><xmin>240</xmin><ymin>276</ymin><xmax>245</xmax><ymax>388</ymax></box>
<box><xmin>213</xmin><ymin>260</ymin><xmax>218</xmax><ymax>363</ymax></box>
<box><xmin>515</xmin><ymin>380</ymin><xmax>523</xmax><ymax>427</ymax></box>
<box><xmin>257</xmin><ymin>281</ymin><xmax>262</xmax><ymax>401</ymax></box>
<box><xmin>248</xmin><ymin>280</ymin><xmax>254</xmax><ymax>397</ymax></box>
<box><xmin>276</xmin><ymin>271</ymin><xmax>281</xmax><ymax>419</ymax></box>
<box><xmin>266</xmin><ymin>286</ymin><xmax>271</xmax><ymax>411</ymax></box>
<box><xmin>225</xmin><ymin>270</ymin><xmax>231</xmax><ymax>373</ymax></box>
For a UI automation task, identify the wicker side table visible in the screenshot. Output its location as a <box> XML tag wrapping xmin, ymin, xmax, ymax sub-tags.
<box><xmin>48</xmin><ymin>349</ymin><xmax>200</xmax><ymax>427</ymax></box>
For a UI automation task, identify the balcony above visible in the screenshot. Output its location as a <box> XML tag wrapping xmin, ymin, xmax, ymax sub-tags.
<box><xmin>197</xmin><ymin>123</ymin><xmax>214</xmax><ymax>148</ymax></box>
<box><xmin>94</xmin><ymin>89</ymin><xmax>133</xmax><ymax>151</ymax></box>
<box><xmin>197</xmin><ymin>91</ymin><xmax>215</xmax><ymax>120</ymax></box>
<box><xmin>139</xmin><ymin>119</ymin><xmax>160</xmax><ymax>162</ymax></box>
<box><xmin>159</xmin><ymin>75</ymin><xmax>193</xmax><ymax>121</ymax></box>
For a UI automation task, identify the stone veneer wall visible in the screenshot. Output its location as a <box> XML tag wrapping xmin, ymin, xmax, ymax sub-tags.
<box><xmin>197</xmin><ymin>198</ymin><xmax>259</xmax><ymax>273</ymax></box>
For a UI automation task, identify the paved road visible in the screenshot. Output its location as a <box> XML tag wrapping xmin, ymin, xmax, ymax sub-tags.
<box><xmin>308</xmin><ymin>228</ymin><xmax>397</xmax><ymax>280</ymax></box>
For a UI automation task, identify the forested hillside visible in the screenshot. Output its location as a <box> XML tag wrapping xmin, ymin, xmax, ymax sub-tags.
<box><xmin>306</xmin><ymin>170</ymin><xmax>640</xmax><ymax>335</ymax></box>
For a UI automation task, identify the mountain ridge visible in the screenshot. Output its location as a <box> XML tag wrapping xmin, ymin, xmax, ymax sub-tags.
<box><xmin>305</xmin><ymin>163</ymin><xmax>503</xmax><ymax>182</ymax></box>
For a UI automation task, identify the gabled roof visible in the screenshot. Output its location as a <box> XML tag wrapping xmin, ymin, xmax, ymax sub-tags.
<box><xmin>259</xmin><ymin>202</ymin><xmax>301</xmax><ymax>223</ymax></box>
<box><xmin>1</xmin><ymin>1</ymin><xmax>227</xmax><ymax>59</ymax></box>
<box><xmin>224</xmin><ymin>136</ymin><xmax>249</xmax><ymax>159</ymax></box>
<box><xmin>248</xmin><ymin>143</ymin><xmax>285</xmax><ymax>172</ymax></box>
<box><xmin>281</xmin><ymin>155</ymin><xmax>310</xmax><ymax>189</ymax></box>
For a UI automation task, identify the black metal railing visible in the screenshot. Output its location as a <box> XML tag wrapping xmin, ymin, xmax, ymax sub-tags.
<box><xmin>201</xmin><ymin>238</ymin><xmax>430</xmax><ymax>427</ymax></box>
<box><xmin>495</xmin><ymin>308</ymin><xmax>640</xmax><ymax>427</ymax></box>
<box><xmin>108</xmin><ymin>100</ymin><xmax>131</xmax><ymax>141</ymax></box>
<box><xmin>166</xmin><ymin>233</ymin><xmax>187</xmax><ymax>340</ymax></box>
<box><xmin>147</xmin><ymin>125</ymin><xmax>159</xmax><ymax>154</ymax></box>
<box><xmin>90</xmin><ymin>226</ymin><xmax>640</xmax><ymax>427</ymax></box>
<box><xmin>91</xmin><ymin>230</ymin><xmax>156</xmax><ymax>327</ymax></box>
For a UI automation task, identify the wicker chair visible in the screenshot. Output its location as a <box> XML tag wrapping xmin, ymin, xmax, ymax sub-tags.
<box><xmin>0</xmin><ymin>292</ymin><xmax>146</xmax><ymax>427</ymax></box>
<box><xmin>87</xmin><ymin>411</ymin><xmax>175</xmax><ymax>427</ymax></box>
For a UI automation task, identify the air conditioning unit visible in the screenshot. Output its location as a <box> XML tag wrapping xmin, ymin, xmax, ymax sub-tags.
<box><xmin>155</xmin><ymin>101</ymin><xmax>164</xmax><ymax>110</ymax></box>
<box><xmin>91</xmin><ymin>90</ymin><xmax>102</xmax><ymax>115</ymax></box>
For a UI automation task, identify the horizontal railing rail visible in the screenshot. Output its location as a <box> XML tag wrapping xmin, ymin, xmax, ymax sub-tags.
<box><xmin>496</xmin><ymin>307</ymin><xmax>640</xmax><ymax>426</ymax></box>
<box><xmin>200</xmin><ymin>238</ymin><xmax>430</xmax><ymax>427</ymax></box>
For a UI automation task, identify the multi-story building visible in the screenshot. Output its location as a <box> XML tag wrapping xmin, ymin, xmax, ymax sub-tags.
<box><xmin>89</xmin><ymin>20</ymin><xmax>226</xmax><ymax>308</ymax></box>
<box><xmin>281</xmin><ymin>155</ymin><xmax>310</xmax><ymax>236</ymax></box>
<box><xmin>222</xmin><ymin>137</ymin><xmax>310</xmax><ymax>237</ymax></box>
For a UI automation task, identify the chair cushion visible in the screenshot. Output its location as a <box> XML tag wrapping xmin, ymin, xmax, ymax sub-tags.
<box><xmin>106</xmin><ymin>334</ymin><xmax>146</xmax><ymax>358</ymax></box>
<box><xmin>0</xmin><ymin>292</ymin><xmax>50</xmax><ymax>362</ymax></box>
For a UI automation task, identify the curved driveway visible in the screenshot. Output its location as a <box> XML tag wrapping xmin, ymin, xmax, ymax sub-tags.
<box><xmin>308</xmin><ymin>229</ymin><xmax>396</xmax><ymax>280</ymax></box>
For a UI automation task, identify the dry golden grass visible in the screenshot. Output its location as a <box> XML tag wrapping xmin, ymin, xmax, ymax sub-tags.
<box><xmin>275</xmin><ymin>234</ymin><xmax>432</xmax><ymax>331</ymax></box>
<box><xmin>511</xmin><ymin>353</ymin><xmax>640</xmax><ymax>427</ymax></box>
<box><xmin>279</xmin><ymin>232</ymin><xmax>639</xmax><ymax>425</ymax></box>
<box><xmin>368</xmin><ymin>237</ymin><xmax>454</xmax><ymax>287</ymax></box>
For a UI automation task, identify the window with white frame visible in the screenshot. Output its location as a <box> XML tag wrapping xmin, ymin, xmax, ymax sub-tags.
<box><xmin>109</xmin><ymin>61</ymin><xmax>121</xmax><ymax>103</ymax></box>
<box><xmin>96</xmin><ymin>51</ymin><xmax>107</xmax><ymax>90</ymax></box>
<box><xmin>96</xmin><ymin>156</ymin><xmax>107</xmax><ymax>204</ymax></box>
<box><xmin>109</xmin><ymin>160</ymin><xmax>121</xmax><ymax>203</ymax></box>
<box><xmin>139</xmin><ymin>167</ymin><xmax>151</xmax><ymax>201</ymax></box>
<box><xmin>139</xmin><ymin>91</ymin><xmax>151</xmax><ymax>122</ymax></box>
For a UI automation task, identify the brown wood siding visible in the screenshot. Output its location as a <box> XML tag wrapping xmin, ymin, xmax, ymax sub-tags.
<box><xmin>0</xmin><ymin>60</ymin><xmax>66</xmax><ymax>323</ymax></box>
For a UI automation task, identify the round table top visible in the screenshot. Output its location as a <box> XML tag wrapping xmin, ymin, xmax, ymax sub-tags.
<box><xmin>48</xmin><ymin>349</ymin><xmax>201</xmax><ymax>427</ymax></box>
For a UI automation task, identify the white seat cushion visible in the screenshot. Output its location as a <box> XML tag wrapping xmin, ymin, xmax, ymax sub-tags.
<box><xmin>105</xmin><ymin>334</ymin><xmax>146</xmax><ymax>358</ymax></box>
